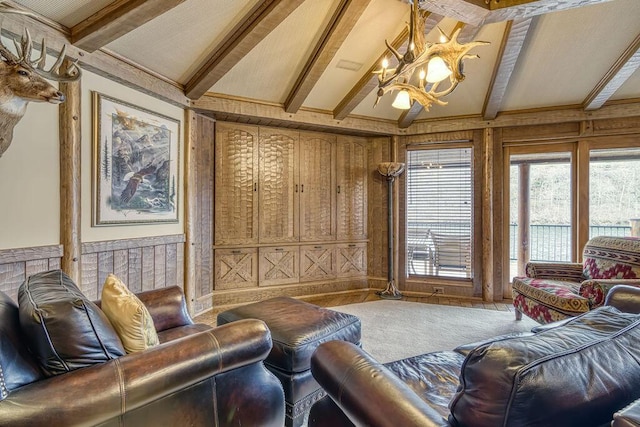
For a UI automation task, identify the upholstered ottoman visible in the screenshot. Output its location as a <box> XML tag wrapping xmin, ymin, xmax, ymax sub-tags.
<box><xmin>217</xmin><ymin>297</ymin><xmax>361</xmax><ymax>427</ymax></box>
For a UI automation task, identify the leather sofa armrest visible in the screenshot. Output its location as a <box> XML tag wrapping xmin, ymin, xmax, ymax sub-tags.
<box><xmin>524</xmin><ymin>262</ymin><xmax>584</xmax><ymax>281</ymax></box>
<box><xmin>580</xmin><ymin>280</ymin><xmax>640</xmax><ymax>309</ymax></box>
<box><xmin>604</xmin><ymin>285</ymin><xmax>640</xmax><ymax>314</ymax></box>
<box><xmin>135</xmin><ymin>286</ymin><xmax>194</xmax><ymax>331</ymax></box>
<box><xmin>613</xmin><ymin>398</ymin><xmax>640</xmax><ymax>427</ymax></box>
<box><xmin>0</xmin><ymin>319</ymin><xmax>273</xmax><ymax>426</ymax></box>
<box><xmin>311</xmin><ymin>341</ymin><xmax>447</xmax><ymax>427</ymax></box>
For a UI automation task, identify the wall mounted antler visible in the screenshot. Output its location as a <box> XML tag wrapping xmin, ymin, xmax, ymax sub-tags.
<box><xmin>0</xmin><ymin>2</ymin><xmax>81</xmax><ymax>158</ymax></box>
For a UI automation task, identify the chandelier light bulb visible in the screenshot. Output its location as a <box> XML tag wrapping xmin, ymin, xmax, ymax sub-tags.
<box><xmin>426</xmin><ymin>56</ymin><xmax>452</xmax><ymax>83</ymax></box>
<box><xmin>392</xmin><ymin>90</ymin><xmax>412</xmax><ymax>109</ymax></box>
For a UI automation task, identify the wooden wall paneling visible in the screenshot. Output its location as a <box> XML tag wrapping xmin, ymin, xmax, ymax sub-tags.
<box><xmin>81</xmin><ymin>253</ymin><xmax>99</xmax><ymax>300</ymax></box>
<box><xmin>165</xmin><ymin>244</ymin><xmax>178</xmax><ymax>288</ymax></box>
<box><xmin>366</xmin><ymin>137</ymin><xmax>391</xmax><ymax>283</ymax></box>
<box><xmin>576</xmin><ymin>139</ymin><xmax>590</xmax><ymax>261</ymax></box>
<box><xmin>501</xmin><ymin>122</ymin><xmax>581</xmax><ymax>143</ymax></box>
<box><xmin>141</xmin><ymin>246</ymin><xmax>155</xmax><ymax>291</ymax></box>
<box><xmin>300</xmin><ymin>244</ymin><xmax>336</xmax><ymax>282</ymax></box>
<box><xmin>258</xmin><ymin>127</ymin><xmax>299</xmax><ymax>243</ymax></box>
<box><xmin>154</xmin><ymin>244</ymin><xmax>167</xmax><ymax>289</ymax></box>
<box><xmin>113</xmin><ymin>249</ymin><xmax>129</xmax><ymax>282</ymax></box>
<box><xmin>48</xmin><ymin>258</ymin><xmax>61</xmax><ymax>270</ymax></box>
<box><xmin>480</xmin><ymin>128</ymin><xmax>494</xmax><ymax>301</ymax></box>
<box><xmin>214</xmin><ymin>122</ymin><xmax>259</xmax><ymax>245</ymax></box>
<box><xmin>336</xmin><ymin>136</ymin><xmax>368</xmax><ymax>240</ymax></box>
<box><xmin>0</xmin><ymin>246</ymin><xmax>64</xmax><ymax>301</ymax></box>
<box><xmin>59</xmin><ymin>80</ymin><xmax>82</xmax><ymax>286</ymax></box>
<box><xmin>97</xmin><ymin>251</ymin><xmax>114</xmax><ymax>295</ymax></box>
<box><xmin>214</xmin><ymin>248</ymin><xmax>258</xmax><ymax>290</ymax></box>
<box><xmin>258</xmin><ymin>246</ymin><xmax>300</xmax><ymax>286</ymax></box>
<box><xmin>491</xmin><ymin>129</ymin><xmax>507</xmax><ymax>299</ymax></box>
<box><xmin>128</xmin><ymin>247</ymin><xmax>143</xmax><ymax>293</ymax></box>
<box><xmin>0</xmin><ymin>263</ymin><xmax>25</xmax><ymax>302</ymax></box>
<box><xmin>299</xmin><ymin>131</ymin><xmax>336</xmax><ymax>242</ymax></box>
<box><xmin>187</xmin><ymin>112</ymin><xmax>215</xmax><ymax>315</ymax></box>
<box><xmin>592</xmin><ymin>116</ymin><xmax>640</xmax><ymax>135</ymax></box>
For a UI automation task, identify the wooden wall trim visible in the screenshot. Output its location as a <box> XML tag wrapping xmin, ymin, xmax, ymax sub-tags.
<box><xmin>0</xmin><ymin>245</ymin><xmax>64</xmax><ymax>264</ymax></box>
<box><xmin>59</xmin><ymin>80</ymin><xmax>82</xmax><ymax>284</ymax></box>
<box><xmin>82</xmin><ymin>234</ymin><xmax>185</xmax><ymax>254</ymax></box>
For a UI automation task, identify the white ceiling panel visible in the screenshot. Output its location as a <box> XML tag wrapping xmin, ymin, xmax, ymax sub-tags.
<box><xmin>416</xmin><ymin>21</ymin><xmax>507</xmax><ymax>119</ymax></box>
<box><xmin>501</xmin><ymin>0</ymin><xmax>640</xmax><ymax>112</ymax></box>
<box><xmin>210</xmin><ymin>0</ymin><xmax>340</xmax><ymax>104</ymax></box>
<box><xmin>304</xmin><ymin>0</ymin><xmax>409</xmax><ymax>111</ymax></box>
<box><xmin>107</xmin><ymin>0</ymin><xmax>261</xmax><ymax>83</ymax></box>
<box><xmin>611</xmin><ymin>66</ymin><xmax>640</xmax><ymax>101</ymax></box>
<box><xmin>13</xmin><ymin>0</ymin><xmax>112</xmax><ymax>27</ymax></box>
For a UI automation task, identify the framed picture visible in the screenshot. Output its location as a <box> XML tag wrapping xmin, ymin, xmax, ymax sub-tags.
<box><xmin>93</xmin><ymin>92</ymin><xmax>180</xmax><ymax>225</ymax></box>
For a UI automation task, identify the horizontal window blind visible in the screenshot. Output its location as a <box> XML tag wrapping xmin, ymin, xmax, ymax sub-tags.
<box><xmin>406</xmin><ymin>148</ymin><xmax>473</xmax><ymax>278</ymax></box>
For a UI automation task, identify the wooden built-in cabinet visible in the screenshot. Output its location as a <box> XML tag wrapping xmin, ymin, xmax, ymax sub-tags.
<box><xmin>213</xmin><ymin>122</ymin><xmax>368</xmax><ymax>290</ymax></box>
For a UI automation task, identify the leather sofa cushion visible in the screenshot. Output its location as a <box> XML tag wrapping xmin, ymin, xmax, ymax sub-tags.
<box><xmin>18</xmin><ymin>270</ymin><xmax>125</xmax><ymax>377</ymax></box>
<box><xmin>101</xmin><ymin>274</ymin><xmax>159</xmax><ymax>353</ymax></box>
<box><xmin>0</xmin><ymin>291</ymin><xmax>43</xmax><ymax>399</ymax></box>
<box><xmin>449</xmin><ymin>306</ymin><xmax>640</xmax><ymax>427</ymax></box>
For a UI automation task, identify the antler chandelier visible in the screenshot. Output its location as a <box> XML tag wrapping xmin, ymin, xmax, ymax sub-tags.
<box><xmin>374</xmin><ymin>0</ymin><xmax>489</xmax><ymax>110</ymax></box>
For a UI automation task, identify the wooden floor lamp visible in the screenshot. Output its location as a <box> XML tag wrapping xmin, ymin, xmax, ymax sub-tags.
<box><xmin>377</xmin><ymin>162</ymin><xmax>405</xmax><ymax>300</ymax></box>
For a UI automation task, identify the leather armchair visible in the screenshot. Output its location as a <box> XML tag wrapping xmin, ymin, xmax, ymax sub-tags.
<box><xmin>0</xmin><ymin>286</ymin><xmax>285</xmax><ymax>427</ymax></box>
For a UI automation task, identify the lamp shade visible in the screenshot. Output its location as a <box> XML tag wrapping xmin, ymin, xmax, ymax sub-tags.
<box><xmin>391</xmin><ymin>90</ymin><xmax>411</xmax><ymax>109</ymax></box>
<box><xmin>426</xmin><ymin>56</ymin><xmax>452</xmax><ymax>83</ymax></box>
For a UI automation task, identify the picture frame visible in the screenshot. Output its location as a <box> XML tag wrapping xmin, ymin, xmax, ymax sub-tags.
<box><xmin>93</xmin><ymin>92</ymin><xmax>180</xmax><ymax>225</ymax></box>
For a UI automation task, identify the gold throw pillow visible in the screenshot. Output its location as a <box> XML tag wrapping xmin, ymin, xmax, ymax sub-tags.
<box><xmin>101</xmin><ymin>274</ymin><xmax>159</xmax><ymax>353</ymax></box>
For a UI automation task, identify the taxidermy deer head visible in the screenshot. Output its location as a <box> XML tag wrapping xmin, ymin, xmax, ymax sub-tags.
<box><xmin>0</xmin><ymin>14</ymin><xmax>81</xmax><ymax>157</ymax></box>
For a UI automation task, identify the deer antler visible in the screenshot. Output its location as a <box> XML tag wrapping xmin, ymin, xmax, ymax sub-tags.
<box><xmin>0</xmin><ymin>3</ymin><xmax>81</xmax><ymax>81</ymax></box>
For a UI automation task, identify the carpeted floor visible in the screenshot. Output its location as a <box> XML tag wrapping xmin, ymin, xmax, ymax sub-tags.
<box><xmin>331</xmin><ymin>300</ymin><xmax>539</xmax><ymax>363</ymax></box>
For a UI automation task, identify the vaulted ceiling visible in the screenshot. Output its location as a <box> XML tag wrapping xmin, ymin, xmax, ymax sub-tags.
<box><xmin>5</xmin><ymin>0</ymin><xmax>640</xmax><ymax>133</ymax></box>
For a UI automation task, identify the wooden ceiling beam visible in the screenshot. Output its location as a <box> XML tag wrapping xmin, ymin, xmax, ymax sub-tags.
<box><xmin>483</xmin><ymin>17</ymin><xmax>535</xmax><ymax>120</ymax></box>
<box><xmin>184</xmin><ymin>0</ymin><xmax>305</xmax><ymax>100</ymax></box>
<box><xmin>284</xmin><ymin>0</ymin><xmax>373</xmax><ymax>114</ymax></box>
<box><xmin>583</xmin><ymin>33</ymin><xmax>640</xmax><ymax>111</ymax></box>
<box><xmin>420</xmin><ymin>0</ymin><xmax>616</xmax><ymax>26</ymax></box>
<box><xmin>71</xmin><ymin>0</ymin><xmax>187</xmax><ymax>52</ymax></box>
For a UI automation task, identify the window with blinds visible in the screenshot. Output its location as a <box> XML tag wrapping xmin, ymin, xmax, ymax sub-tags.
<box><xmin>406</xmin><ymin>147</ymin><xmax>473</xmax><ymax>279</ymax></box>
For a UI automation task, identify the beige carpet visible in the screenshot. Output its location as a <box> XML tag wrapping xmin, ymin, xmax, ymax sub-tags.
<box><xmin>331</xmin><ymin>300</ymin><xmax>539</xmax><ymax>363</ymax></box>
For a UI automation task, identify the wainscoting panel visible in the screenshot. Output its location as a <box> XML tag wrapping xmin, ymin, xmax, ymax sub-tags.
<box><xmin>81</xmin><ymin>235</ymin><xmax>185</xmax><ymax>300</ymax></box>
<box><xmin>0</xmin><ymin>245</ymin><xmax>63</xmax><ymax>301</ymax></box>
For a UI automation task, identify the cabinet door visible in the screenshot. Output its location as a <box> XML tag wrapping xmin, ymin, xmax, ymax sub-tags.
<box><xmin>259</xmin><ymin>246</ymin><xmax>299</xmax><ymax>286</ymax></box>
<box><xmin>215</xmin><ymin>248</ymin><xmax>258</xmax><ymax>290</ymax></box>
<box><xmin>300</xmin><ymin>244</ymin><xmax>336</xmax><ymax>282</ymax></box>
<box><xmin>215</xmin><ymin>123</ymin><xmax>259</xmax><ymax>245</ymax></box>
<box><xmin>336</xmin><ymin>136</ymin><xmax>368</xmax><ymax>240</ymax></box>
<box><xmin>259</xmin><ymin>128</ymin><xmax>299</xmax><ymax>243</ymax></box>
<box><xmin>337</xmin><ymin>243</ymin><xmax>367</xmax><ymax>277</ymax></box>
<box><xmin>299</xmin><ymin>132</ymin><xmax>336</xmax><ymax>242</ymax></box>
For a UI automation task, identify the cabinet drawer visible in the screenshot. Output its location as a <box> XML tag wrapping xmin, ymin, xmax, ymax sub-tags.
<box><xmin>259</xmin><ymin>246</ymin><xmax>299</xmax><ymax>286</ymax></box>
<box><xmin>300</xmin><ymin>244</ymin><xmax>337</xmax><ymax>282</ymax></box>
<box><xmin>214</xmin><ymin>248</ymin><xmax>258</xmax><ymax>290</ymax></box>
<box><xmin>336</xmin><ymin>243</ymin><xmax>367</xmax><ymax>277</ymax></box>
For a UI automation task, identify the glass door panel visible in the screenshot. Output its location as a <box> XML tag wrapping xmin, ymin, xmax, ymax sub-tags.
<box><xmin>509</xmin><ymin>151</ymin><xmax>573</xmax><ymax>280</ymax></box>
<box><xmin>589</xmin><ymin>148</ymin><xmax>640</xmax><ymax>239</ymax></box>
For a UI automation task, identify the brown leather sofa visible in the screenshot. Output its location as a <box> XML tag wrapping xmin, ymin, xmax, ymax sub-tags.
<box><xmin>309</xmin><ymin>285</ymin><xmax>640</xmax><ymax>427</ymax></box>
<box><xmin>0</xmin><ymin>277</ymin><xmax>285</xmax><ymax>426</ymax></box>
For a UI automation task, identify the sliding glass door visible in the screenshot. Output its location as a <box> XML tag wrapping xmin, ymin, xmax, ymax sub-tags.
<box><xmin>507</xmin><ymin>146</ymin><xmax>575</xmax><ymax>280</ymax></box>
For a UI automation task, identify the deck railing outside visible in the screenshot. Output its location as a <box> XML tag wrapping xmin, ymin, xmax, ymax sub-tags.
<box><xmin>508</xmin><ymin>224</ymin><xmax>631</xmax><ymax>261</ymax></box>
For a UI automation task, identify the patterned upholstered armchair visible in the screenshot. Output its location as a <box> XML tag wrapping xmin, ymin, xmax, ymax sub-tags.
<box><xmin>512</xmin><ymin>236</ymin><xmax>640</xmax><ymax>324</ymax></box>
